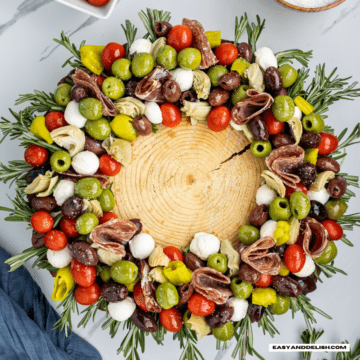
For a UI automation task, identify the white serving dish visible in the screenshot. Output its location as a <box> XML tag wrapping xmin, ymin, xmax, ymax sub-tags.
<box><xmin>55</xmin><ymin>0</ymin><xmax>118</xmax><ymax>19</ymax></box>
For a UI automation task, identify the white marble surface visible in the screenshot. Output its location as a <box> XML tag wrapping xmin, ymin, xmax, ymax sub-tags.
<box><xmin>1</xmin><ymin>0</ymin><xmax>360</xmax><ymax>359</ymax></box>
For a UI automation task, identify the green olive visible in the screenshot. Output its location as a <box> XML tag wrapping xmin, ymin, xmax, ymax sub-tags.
<box><xmin>207</xmin><ymin>65</ymin><xmax>228</xmax><ymax>87</ymax></box>
<box><xmin>98</xmin><ymin>188</ymin><xmax>115</xmax><ymax>212</ymax></box>
<box><xmin>100</xmin><ymin>266</ymin><xmax>112</xmax><ymax>282</ymax></box>
<box><xmin>250</xmin><ymin>140</ymin><xmax>272</xmax><ymax>158</ymax></box>
<box><xmin>302</xmin><ymin>113</ymin><xmax>325</xmax><ymax>133</ymax></box>
<box><xmin>230</xmin><ymin>277</ymin><xmax>253</xmax><ymax>299</ymax></box>
<box><xmin>278</xmin><ymin>64</ymin><xmax>297</xmax><ymax>88</ymax></box>
<box><xmin>290</xmin><ymin>191</ymin><xmax>311</xmax><ymax>220</ymax></box>
<box><xmin>231</xmin><ymin>85</ymin><xmax>249</xmax><ymax>105</ymax></box>
<box><xmin>156</xmin><ymin>45</ymin><xmax>177</xmax><ymax>70</ymax></box>
<box><xmin>316</xmin><ymin>241</ymin><xmax>337</xmax><ymax>264</ymax></box>
<box><xmin>102</xmin><ymin>77</ymin><xmax>125</xmax><ymax>100</ymax></box>
<box><xmin>85</xmin><ymin>118</ymin><xmax>111</xmax><ymax>141</ymax></box>
<box><xmin>325</xmin><ymin>199</ymin><xmax>348</xmax><ymax>220</ymax></box>
<box><xmin>75</xmin><ymin>213</ymin><xmax>99</xmax><ymax>235</ymax></box>
<box><xmin>238</xmin><ymin>225</ymin><xmax>260</xmax><ymax>245</ymax></box>
<box><xmin>112</xmin><ymin>58</ymin><xmax>132</xmax><ymax>81</ymax></box>
<box><xmin>269</xmin><ymin>197</ymin><xmax>291</xmax><ymax>221</ymax></box>
<box><xmin>212</xmin><ymin>322</ymin><xmax>234</xmax><ymax>341</ymax></box>
<box><xmin>50</xmin><ymin>150</ymin><xmax>71</xmax><ymax>172</ymax></box>
<box><xmin>54</xmin><ymin>83</ymin><xmax>72</xmax><ymax>106</ymax></box>
<box><xmin>177</xmin><ymin>48</ymin><xmax>202</xmax><ymax>70</ymax></box>
<box><xmin>269</xmin><ymin>294</ymin><xmax>290</xmax><ymax>315</ymax></box>
<box><xmin>79</xmin><ymin>98</ymin><xmax>103</xmax><ymax>121</ymax></box>
<box><xmin>131</xmin><ymin>53</ymin><xmax>155</xmax><ymax>78</ymax></box>
<box><xmin>75</xmin><ymin>177</ymin><xmax>103</xmax><ymax>199</ymax></box>
<box><xmin>111</xmin><ymin>260</ymin><xmax>139</xmax><ymax>284</ymax></box>
<box><xmin>272</xmin><ymin>96</ymin><xmax>295</xmax><ymax>122</ymax></box>
<box><xmin>207</xmin><ymin>253</ymin><xmax>228</xmax><ymax>274</ymax></box>
<box><xmin>155</xmin><ymin>282</ymin><xmax>179</xmax><ymax>309</ymax></box>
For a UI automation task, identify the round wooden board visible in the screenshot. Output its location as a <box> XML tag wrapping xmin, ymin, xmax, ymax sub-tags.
<box><xmin>112</xmin><ymin>120</ymin><xmax>266</xmax><ymax>248</ymax></box>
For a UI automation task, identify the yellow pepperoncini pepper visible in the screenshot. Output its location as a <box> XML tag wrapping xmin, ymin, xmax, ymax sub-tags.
<box><xmin>231</xmin><ymin>58</ymin><xmax>250</xmax><ymax>76</ymax></box>
<box><xmin>252</xmin><ymin>288</ymin><xmax>277</xmax><ymax>308</ymax></box>
<box><xmin>206</xmin><ymin>31</ymin><xmax>221</xmax><ymax>48</ymax></box>
<box><xmin>80</xmin><ymin>45</ymin><xmax>105</xmax><ymax>76</ymax></box>
<box><xmin>30</xmin><ymin>116</ymin><xmax>53</xmax><ymax>144</ymax></box>
<box><xmin>52</xmin><ymin>266</ymin><xmax>75</xmax><ymax>302</ymax></box>
<box><xmin>126</xmin><ymin>276</ymin><xmax>140</xmax><ymax>292</ymax></box>
<box><xmin>279</xmin><ymin>262</ymin><xmax>290</xmax><ymax>276</ymax></box>
<box><xmin>163</xmin><ymin>261</ymin><xmax>192</xmax><ymax>286</ymax></box>
<box><xmin>304</xmin><ymin>148</ymin><xmax>319</xmax><ymax>166</ymax></box>
<box><xmin>274</xmin><ymin>221</ymin><xmax>290</xmax><ymax>246</ymax></box>
<box><xmin>294</xmin><ymin>96</ymin><xmax>314</xmax><ymax>115</ymax></box>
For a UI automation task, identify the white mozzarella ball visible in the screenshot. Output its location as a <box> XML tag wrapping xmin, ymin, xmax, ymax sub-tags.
<box><xmin>307</xmin><ymin>188</ymin><xmax>330</xmax><ymax>205</ymax></box>
<box><xmin>189</xmin><ymin>232</ymin><xmax>220</xmax><ymax>261</ymax></box>
<box><xmin>129</xmin><ymin>233</ymin><xmax>155</xmax><ymax>259</ymax></box>
<box><xmin>47</xmin><ymin>246</ymin><xmax>73</xmax><ymax>268</ymax></box>
<box><xmin>171</xmin><ymin>68</ymin><xmax>193</xmax><ymax>92</ymax></box>
<box><xmin>53</xmin><ymin>179</ymin><xmax>75</xmax><ymax>206</ymax></box>
<box><xmin>294</xmin><ymin>106</ymin><xmax>302</xmax><ymax>120</ymax></box>
<box><xmin>260</xmin><ymin>220</ymin><xmax>278</xmax><ymax>238</ymax></box>
<box><xmin>64</xmin><ymin>101</ymin><xmax>87</xmax><ymax>128</ymax></box>
<box><xmin>72</xmin><ymin>151</ymin><xmax>99</xmax><ymax>175</ymax></box>
<box><xmin>129</xmin><ymin>39</ymin><xmax>152</xmax><ymax>55</ymax></box>
<box><xmin>228</xmin><ymin>297</ymin><xmax>249</xmax><ymax>321</ymax></box>
<box><xmin>108</xmin><ymin>298</ymin><xmax>136</xmax><ymax>322</ymax></box>
<box><xmin>255</xmin><ymin>47</ymin><xmax>277</xmax><ymax>72</ymax></box>
<box><xmin>294</xmin><ymin>255</ymin><xmax>315</xmax><ymax>277</ymax></box>
<box><xmin>256</xmin><ymin>184</ymin><xmax>277</xmax><ymax>206</ymax></box>
<box><xmin>145</xmin><ymin>102</ymin><xmax>163</xmax><ymax>124</ymax></box>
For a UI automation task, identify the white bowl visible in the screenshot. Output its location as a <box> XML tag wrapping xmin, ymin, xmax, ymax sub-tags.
<box><xmin>55</xmin><ymin>0</ymin><xmax>118</xmax><ymax>19</ymax></box>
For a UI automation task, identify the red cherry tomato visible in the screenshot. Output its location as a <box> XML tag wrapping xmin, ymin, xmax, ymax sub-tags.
<box><xmin>87</xmin><ymin>0</ymin><xmax>110</xmax><ymax>6</ymax></box>
<box><xmin>188</xmin><ymin>293</ymin><xmax>215</xmax><ymax>316</ymax></box>
<box><xmin>317</xmin><ymin>133</ymin><xmax>339</xmax><ymax>155</ymax></box>
<box><xmin>101</xmin><ymin>42</ymin><xmax>125</xmax><ymax>70</ymax></box>
<box><xmin>60</xmin><ymin>217</ymin><xmax>80</xmax><ymax>238</ymax></box>
<box><xmin>285</xmin><ymin>184</ymin><xmax>308</xmax><ymax>199</ymax></box>
<box><xmin>262</xmin><ymin>109</ymin><xmax>285</xmax><ymax>135</ymax></box>
<box><xmin>96</xmin><ymin>76</ymin><xmax>105</xmax><ymax>88</ymax></box>
<box><xmin>207</xmin><ymin>106</ymin><xmax>231</xmax><ymax>132</ymax></box>
<box><xmin>167</xmin><ymin>25</ymin><xmax>193</xmax><ymax>52</ymax></box>
<box><xmin>163</xmin><ymin>246</ymin><xmax>183</xmax><ymax>262</ymax></box>
<box><xmin>74</xmin><ymin>283</ymin><xmax>100</xmax><ymax>305</ymax></box>
<box><xmin>44</xmin><ymin>230</ymin><xmax>68</xmax><ymax>251</ymax></box>
<box><xmin>159</xmin><ymin>308</ymin><xmax>183</xmax><ymax>333</ymax></box>
<box><xmin>99</xmin><ymin>154</ymin><xmax>122</xmax><ymax>176</ymax></box>
<box><xmin>45</xmin><ymin>111</ymin><xmax>67</xmax><ymax>132</ymax></box>
<box><xmin>160</xmin><ymin>103</ymin><xmax>182</xmax><ymax>128</ymax></box>
<box><xmin>24</xmin><ymin>145</ymin><xmax>48</xmax><ymax>167</ymax></box>
<box><xmin>214</xmin><ymin>43</ymin><xmax>238</xmax><ymax>66</ymax></box>
<box><xmin>254</xmin><ymin>274</ymin><xmax>272</xmax><ymax>288</ymax></box>
<box><xmin>321</xmin><ymin>219</ymin><xmax>343</xmax><ymax>241</ymax></box>
<box><xmin>133</xmin><ymin>283</ymin><xmax>147</xmax><ymax>312</ymax></box>
<box><xmin>71</xmin><ymin>259</ymin><xmax>97</xmax><ymax>288</ymax></box>
<box><xmin>99</xmin><ymin>211</ymin><xmax>118</xmax><ymax>224</ymax></box>
<box><xmin>284</xmin><ymin>244</ymin><xmax>306</xmax><ymax>273</ymax></box>
<box><xmin>30</xmin><ymin>211</ymin><xmax>54</xmax><ymax>233</ymax></box>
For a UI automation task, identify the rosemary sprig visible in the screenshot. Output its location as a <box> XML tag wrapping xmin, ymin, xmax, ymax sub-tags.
<box><xmin>336</xmin><ymin>339</ymin><xmax>360</xmax><ymax>360</ymax></box>
<box><xmin>338</xmin><ymin>213</ymin><xmax>360</xmax><ymax>231</ymax></box>
<box><xmin>53</xmin><ymin>31</ymin><xmax>85</xmax><ymax>68</ymax></box>
<box><xmin>0</xmin><ymin>160</ymin><xmax>30</xmax><ymax>187</ymax></box>
<box><xmin>4</xmin><ymin>246</ymin><xmax>46</xmax><ymax>272</ymax></box>
<box><xmin>78</xmin><ymin>297</ymin><xmax>106</xmax><ymax>328</ymax></box>
<box><xmin>174</xmin><ymin>326</ymin><xmax>205</xmax><ymax>360</ymax></box>
<box><xmin>338</xmin><ymin>173</ymin><xmax>360</xmax><ymax>188</ymax></box>
<box><xmin>102</xmin><ymin>316</ymin><xmax>121</xmax><ymax>338</ymax></box>
<box><xmin>301</xmin><ymin>328</ymin><xmax>325</xmax><ymax>360</ymax></box>
<box><xmin>138</xmin><ymin>8</ymin><xmax>171</xmax><ymax>43</ymax></box>
<box><xmin>234</xmin><ymin>15</ymin><xmax>248</xmax><ymax>45</ymax></box>
<box><xmin>331</xmin><ymin>124</ymin><xmax>360</xmax><ymax>159</ymax></box>
<box><xmin>340</xmin><ymin>235</ymin><xmax>354</xmax><ymax>247</ymax></box>
<box><xmin>117</xmin><ymin>319</ymin><xmax>146</xmax><ymax>359</ymax></box>
<box><xmin>121</xmin><ymin>20</ymin><xmax>138</xmax><ymax>58</ymax></box>
<box><xmin>151</xmin><ymin>313</ymin><xmax>166</xmax><ymax>345</ymax></box>
<box><xmin>276</xmin><ymin>49</ymin><xmax>313</xmax><ymax>68</ymax></box>
<box><xmin>314</xmin><ymin>260</ymin><xmax>347</xmax><ymax>282</ymax></box>
<box><xmin>0</xmin><ymin>193</ymin><xmax>34</xmax><ymax>224</ymax></box>
<box><xmin>287</xmin><ymin>67</ymin><xmax>310</xmax><ymax>99</ymax></box>
<box><xmin>245</xmin><ymin>14</ymin><xmax>266</xmax><ymax>52</ymax></box>
<box><xmin>258</xmin><ymin>308</ymin><xmax>280</xmax><ymax>338</ymax></box>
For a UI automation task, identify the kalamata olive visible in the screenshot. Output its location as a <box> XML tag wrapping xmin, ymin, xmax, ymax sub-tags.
<box><xmin>100</xmin><ymin>282</ymin><xmax>128</xmax><ymax>302</ymax></box>
<box><xmin>183</xmin><ymin>253</ymin><xmax>204</xmax><ymax>271</ymax></box>
<box><xmin>124</xmin><ymin>252</ymin><xmax>136</xmax><ymax>263</ymax></box>
<box><xmin>238</xmin><ymin>263</ymin><xmax>261</xmax><ymax>284</ymax></box>
<box><xmin>272</xmin><ymin>275</ymin><xmax>302</xmax><ymax>297</ymax></box>
<box><xmin>32</xmin><ymin>232</ymin><xmax>45</xmax><ymax>248</ymax></box>
<box><xmin>309</xmin><ymin>200</ymin><xmax>327</xmax><ymax>222</ymax></box>
<box><xmin>272</xmin><ymin>133</ymin><xmax>295</xmax><ymax>148</ymax></box>
<box><xmin>31</xmin><ymin>196</ymin><xmax>57</xmax><ymax>212</ymax></box>
<box><xmin>27</xmin><ymin>194</ymin><xmax>36</xmax><ymax>204</ymax></box>
<box><xmin>126</xmin><ymin>79</ymin><xmax>139</xmax><ymax>97</ymax></box>
<box><xmin>270</xmin><ymin>244</ymin><xmax>286</xmax><ymax>257</ymax></box>
<box><xmin>129</xmin><ymin>218</ymin><xmax>143</xmax><ymax>237</ymax></box>
<box><xmin>292</xmin><ymin>275</ymin><xmax>317</xmax><ymax>295</ymax></box>
<box><xmin>274</xmin><ymin>88</ymin><xmax>288</xmax><ymax>97</ymax></box>
<box><xmin>264</xmin><ymin>67</ymin><xmax>283</xmax><ymax>94</ymax></box>
<box><xmin>162</xmin><ymin>79</ymin><xmax>181</xmax><ymax>103</ymax></box>
<box><xmin>237</xmin><ymin>42</ymin><xmax>253</xmax><ymax>63</ymax></box>
<box><xmin>71</xmin><ymin>85</ymin><xmax>88</xmax><ymax>103</ymax></box>
<box><xmin>249</xmin><ymin>204</ymin><xmax>268</xmax><ymax>227</ymax></box>
<box><xmin>26</xmin><ymin>166</ymin><xmax>47</xmax><ymax>184</ymax></box>
<box><xmin>71</xmin><ymin>240</ymin><xmax>98</xmax><ymax>265</ymax></box>
<box><xmin>218</xmin><ymin>72</ymin><xmax>242</xmax><ymax>91</ymax></box>
<box><xmin>300</xmin><ymin>132</ymin><xmax>322</xmax><ymax>149</ymax></box>
<box><xmin>131</xmin><ymin>308</ymin><xmax>159</xmax><ymax>333</ymax></box>
<box><xmin>248</xmin><ymin>115</ymin><xmax>269</xmax><ymax>142</ymax></box>
<box><xmin>206</xmin><ymin>304</ymin><xmax>234</xmax><ymax>328</ymax></box>
<box><xmin>316</xmin><ymin>157</ymin><xmax>340</xmax><ymax>173</ymax></box>
<box><xmin>180</xmin><ymin>90</ymin><xmax>197</xmax><ymax>106</ymax></box>
<box><xmin>178</xmin><ymin>284</ymin><xmax>194</xmax><ymax>305</ymax></box>
<box><xmin>297</xmin><ymin>163</ymin><xmax>317</xmax><ymax>186</ymax></box>
<box><xmin>154</xmin><ymin>21</ymin><xmax>173</xmax><ymax>37</ymax></box>
<box><xmin>85</xmin><ymin>136</ymin><xmax>107</xmax><ymax>157</ymax></box>
<box><xmin>61</xmin><ymin>195</ymin><xmax>83</xmax><ymax>219</ymax></box>
<box><xmin>208</xmin><ymin>88</ymin><xmax>230</xmax><ymax>107</ymax></box>
<box><xmin>247</xmin><ymin>304</ymin><xmax>265</xmax><ymax>323</ymax></box>
<box><xmin>133</xmin><ymin>115</ymin><xmax>152</xmax><ymax>136</ymax></box>
<box><xmin>327</xmin><ymin>176</ymin><xmax>347</xmax><ymax>199</ymax></box>
<box><xmin>221</xmin><ymin>39</ymin><xmax>234</xmax><ymax>44</ymax></box>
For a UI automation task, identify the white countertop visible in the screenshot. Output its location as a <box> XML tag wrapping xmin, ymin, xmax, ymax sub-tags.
<box><xmin>1</xmin><ymin>0</ymin><xmax>360</xmax><ymax>359</ymax></box>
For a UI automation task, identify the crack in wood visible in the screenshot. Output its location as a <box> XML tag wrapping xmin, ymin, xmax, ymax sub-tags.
<box><xmin>212</xmin><ymin>144</ymin><xmax>252</xmax><ymax>171</ymax></box>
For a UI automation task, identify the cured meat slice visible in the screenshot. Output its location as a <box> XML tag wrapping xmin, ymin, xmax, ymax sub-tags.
<box><xmin>182</xmin><ymin>18</ymin><xmax>218</xmax><ymax>69</ymax></box>
<box><xmin>60</xmin><ymin>168</ymin><xmax>110</xmax><ymax>188</ymax></box>
<box><xmin>241</xmin><ymin>237</ymin><xmax>281</xmax><ymax>276</ymax></box>
<box><xmin>191</xmin><ymin>267</ymin><xmax>232</xmax><ymax>305</ymax></box>
<box><xmin>72</xmin><ymin>68</ymin><xmax>117</xmax><ymax>116</ymax></box>
<box><xmin>231</xmin><ymin>89</ymin><xmax>274</xmax><ymax>125</ymax></box>
<box><xmin>265</xmin><ymin>145</ymin><xmax>305</xmax><ymax>188</ymax></box>
<box><xmin>300</xmin><ymin>217</ymin><xmax>329</xmax><ymax>258</ymax></box>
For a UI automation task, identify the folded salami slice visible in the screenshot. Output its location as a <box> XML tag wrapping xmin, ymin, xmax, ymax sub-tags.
<box><xmin>191</xmin><ymin>267</ymin><xmax>232</xmax><ymax>305</ymax></box>
<box><xmin>135</xmin><ymin>66</ymin><xmax>170</xmax><ymax>103</ymax></box>
<box><xmin>72</xmin><ymin>68</ymin><xmax>117</xmax><ymax>117</ymax></box>
<box><xmin>231</xmin><ymin>89</ymin><xmax>274</xmax><ymax>125</ymax></box>
<box><xmin>60</xmin><ymin>168</ymin><xmax>110</xmax><ymax>188</ymax></box>
<box><xmin>300</xmin><ymin>217</ymin><xmax>329</xmax><ymax>258</ymax></box>
<box><xmin>265</xmin><ymin>145</ymin><xmax>305</xmax><ymax>188</ymax></box>
<box><xmin>182</xmin><ymin>18</ymin><xmax>218</xmax><ymax>69</ymax></box>
<box><xmin>241</xmin><ymin>237</ymin><xmax>281</xmax><ymax>276</ymax></box>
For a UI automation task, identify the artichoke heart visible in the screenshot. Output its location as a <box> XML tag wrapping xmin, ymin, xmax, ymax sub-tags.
<box><xmin>192</xmin><ymin>70</ymin><xmax>211</xmax><ymax>100</ymax></box>
<box><xmin>50</xmin><ymin>125</ymin><xmax>85</xmax><ymax>157</ymax></box>
<box><xmin>186</xmin><ymin>314</ymin><xmax>211</xmax><ymax>339</ymax></box>
<box><xmin>244</xmin><ymin>63</ymin><xmax>265</xmax><ymax>92</ymax></box>
<box><xmin>148</xmin><ymin>245</ymin><xmax>171</xmax><ymax>267</ymax></box>
<box><xmin>287</xmin><ymin>216</ymin><xmax>300</xmax><ymax>245</ymax></box>
<box><xmin>181</xmin><ymin>100</ymin><xmax>211</xmax><ymax>125</ymax></box>
<box><xmin>288</xmin><ymin>116</ymin><xmax>303</xmax><ymax>145</ymax></box>
<box><xmin>148</xmin><ymin>267</ymin><xmax>168</xmax><ymax>283</ymax></box>
<box><xmin>261</xmin><ymin>170</ymin><xmax>286</xmax><ymax>198</ymax></box>
<box><xmin>310</xmin><ymin>171</ymin><xmax>335</xmax><ymax>192</ymax></box>
<box><xmin>102</xmin><ymin>136</ymin><xmax>132</xmax><ymax>166</ymax></box>
<box><xmin>238</xmin><ymin>124</ymin><xmax>254</xmax><ymax>142</ymax></box>
<box><xmin>25</xmin><ymin>170</ymin><xmax>58</xmax><ymax>196</ymax></box>
<box><xmin>83</xmin><ymin>199</ymin><xmax>103</xmax><ymax>218</ymax></box>
<box><xmin>114</xmin><ymin>97</ymin><xmax>146</xmax><ymax>118</ymax></box>
<box><xmin>220</xmin><ymin>239</ymin><xmax>240</xmax><ymax>277</ymax></box>
<box><xmin>150</xmin><ymin>37</ymin><xmax>167</xmax><ymax>61</ymax></box>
